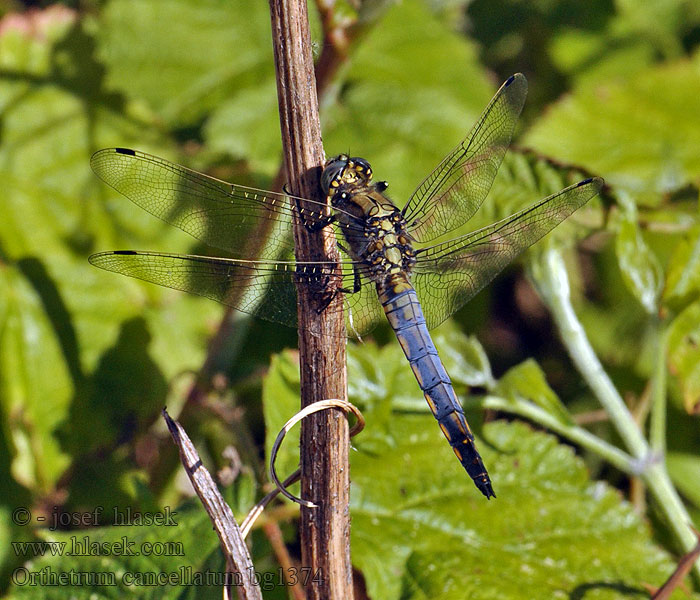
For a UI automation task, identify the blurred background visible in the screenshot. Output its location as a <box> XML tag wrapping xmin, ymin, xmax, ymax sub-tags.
<box><xmin>1</xmin><ymin>0</ymin><xmax>700</xmax><ymax>598</ymax></box>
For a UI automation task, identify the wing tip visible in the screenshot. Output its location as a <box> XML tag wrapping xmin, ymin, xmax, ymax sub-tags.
<box><xmin>89</xmin><ymin>249</ymin><xmax>138</xmax><ymax>266</ymax></box>
<box><xmin>504</xmin><ymin>72</ymin><xmax>527</xmax><ymax>93</ymax></box>
<box><xmin>578</xmin><ymin>176</ymin><xmax>605</xmax><ymax>191</ymax></box>
<box><xmin>506</xmin><ymin>72</ymin><xmax>525</xmax><ymax>86</ymax></box>
<box><xmin>501</xmin><ymin>73</ymin><xmax>528</xmax><ymax>110</ymax></box>
<box><xmin>88</xmin><ymin>251</ymin><xmax>107</xmax><ymax>266</ymax></box>
<box><xmin>90</xmin><ymin>147</ymin><xmax>137</xmax><ymax>169</ymax></box>
<box><xmin>114</xmin><ymin>147</ymin><xmax>136</xmax><ymax>156</ymax></box>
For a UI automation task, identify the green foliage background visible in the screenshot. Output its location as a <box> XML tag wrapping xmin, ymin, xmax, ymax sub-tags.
<box><xmin>1</xmin><ymin>0</ymin><xmax>700</xmax><ymax>598</ymax></box>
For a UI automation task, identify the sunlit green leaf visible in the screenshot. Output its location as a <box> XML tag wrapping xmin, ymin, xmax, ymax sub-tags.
<box><xmin>667</xmin><ymin>301</ymin><xmax>700</xmax><ymax>413</ymax></box>
<box><xmin>496</xmin><ymin>358</ymin><xmax>573</xmax><ymax>425</ymax></box>
<box><xmin>614</xmin><ymin>0</ymin><xmax>700</xmax><ymax>59</ymax></box>
<box><xmin>262</xmin><ymin>351</ymin><xmax>302</xmax><ymax>484</ymax></box>
<box><xmin>665</xmin><ymin>224</ymin><xmax>700</xmax><ymax>309</ymax></box>
<box><xmin>550</xmin><ymin>28</ymin><xmax>656</xmax><ymax>84</ymax></box>
<box><xmin>97</xmin><ymin>0</ymin><xmax>273</xmax><ymax>127</ymax></box>
<box><xmin>323</xmin><ymin>0</ymin><xmax>493</xmax><ymax>202</ymax></box>
<box><xmin>0</xmin><ymin>6</ymin><xmax>231</xmax><ymax>507</ymax></box>
<box><xmin>525</xmin><ymin>58</ymin><xmax>700</xmax><ymax>206</ymax></box>
<box><xmin>615</xmin><ymin>191</ymin><xmax>663</xmax><ymax>314</ymax></box>
<box><xmin>341</xmin><ymin>328</ymin><xmax>694</xmax><ymax>598</ymax></box>
<box><xmin>352</xmin><ymin>419</ymin><xmax>691</xmax><ymax>600</ymax></box>
<box><xmin>668</xmin><ymin>452</ymin><xmax>700</xmax><ymax>509</ymax></box>
<box><xmin>205</xmin><ymin>79</ymin><xmax>281</xmax><ymax>175</ymax></box>
<box><xmin>432</xmin><ymin>323</ymin><xmax>494</xmax><ymax>388</ymax></box>
<box><xmin>0</xmin><ymin>265</ymin><xmax>72</xmax><ymax>492</ymax></box>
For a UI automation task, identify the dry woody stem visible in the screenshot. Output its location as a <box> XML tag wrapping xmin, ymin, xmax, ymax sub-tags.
<box><xmin>163</xmin><ymin>409</ymin><xmax>261</xmax><ymax>600</ymax></box>
<box><xmin>269</xmin><ymin>1</ymin><xmax>353</xmax><ymax>598</ymax></box>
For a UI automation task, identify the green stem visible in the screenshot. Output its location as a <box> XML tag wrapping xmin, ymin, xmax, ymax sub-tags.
<box><xmin>532</xmin><ymin>246</ymin><xmax>699</xmax><ymax>576</ymax></box>
<box><xmin>535</xmin><ymin>249</ymin><xmax>648</xmax><ymax>458</ymax></box>
<box><xmin>481</xmin><ymin>394</ymin><xmax>634</xmax><ymax>473</ymax></box>
<box><xmin>649</xmin><ymin>318</ymin><xmax>668</xmax><ymax>454</ymax></box>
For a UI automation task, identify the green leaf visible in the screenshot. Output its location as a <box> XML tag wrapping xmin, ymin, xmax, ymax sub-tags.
<box><xmin>488</xmin><ymin>149</ymin><xmax>603</xmax><ymax>239</ymax></box>
<box><xmin>667</xmin><ymin>301</ymin><xmax>700</xmax><ymax>413</ymax></box>
<box><xmin>665</xmin><ymin>224</ymin><xmax>700</xmax><ymax>309</ymax></box>
<box><xmin>351</xmin><ymin>419</ymin><xmax>692</xmax><ymax>600</ymax></box>
<box><xmin>496</xmin><ymin>358</ymin><xmax>573</xmax><ymax>425</ymax></box>
<box><xmin>613</xmin><ymin>0</ymin><xmax>699</xmax><ymax>59</ymax></box>
<box><xmin>322</xmin><ymin>0</ymin><xmax>494</xmax><ymax>202</ymax></box>
<box><xmin>525</xmin><ymin>58</ymin><xmax>700</xmax><ymax>206</ymax></box>
<box><xmin>667</xmin><ymin>452</ymin><xmax>700</xmax><ymax>509</ymax></box>
<box><xmin>0</xmin><ymin>265</ymin><xmax>72</xmax><ymax>492</ymax></box>
<box><xmin>550</xmin><ymin>27</ymin><xmax>657</xmax><ymax>84</ymax></box>
<box><xmin>0</xmin><ymin>8</ymin><xmax>230</xmax><ymax>506</ymax></box>
<box><xmin>97</xmin><ymin>0</ymin><xmax>274</xmax><ymax>127</ymax></box>
<box><xmin>338</xmin><ymin>327</ymin><xmax>692</xmax><ymax>598</ymax></box>
<box><xmin>614</xmin><ymin>191</ymin><xmax>663</xmax><ymax>314</ymax></box>
<box><xmin>430</xmin><ymin>323</ymin><xmax>494</xmax><ymax>388</ymax></box>
<box><xmin>262</xmin><ymin>351</ymin><xmax>302</xmax><ymax>484</ymax></box>
<box><xmin>204</xmin><ymin>79</ymin><xmax>282</xmax><ymax>175</ymax></box>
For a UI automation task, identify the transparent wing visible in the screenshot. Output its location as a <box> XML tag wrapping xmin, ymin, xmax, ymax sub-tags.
<box><xmin>91</xmin><ymin>148</ymin><xmax>364</xmax><ymax>261</ymax></box>
<box><xmin>412</xmin><ymin>177</ymin><xmax>603</xmax><ymax>330</ymax></box>
<box><xmin>342</xmin><ymin>270</ymin><xmax>386</xmax><ymax>339</ymax></box>
<box><xmin>89</xmin><ymin>250</ymin><xmax>385</xmax><ymax>338</ymax></box>
<box><xmin>402</xmin><ymin>74</ymin><xmax>527</xmax><ymax>243</ymax></box>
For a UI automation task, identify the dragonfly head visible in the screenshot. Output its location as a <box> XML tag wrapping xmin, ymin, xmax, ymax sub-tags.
<box><xmin>321</xmin><ymin>154</ymin><xmax>373</xmax><ymax>198</ymax></box>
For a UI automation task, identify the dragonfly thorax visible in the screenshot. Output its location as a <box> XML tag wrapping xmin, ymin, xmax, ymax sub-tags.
<box><xmin>360</xmin><ymin>212</ymin><xmax>417</xmax><ymax>283</ymax></box>
<box><xmin>321</xmin><ymin>155</ymin><xmax>416</xmax><ymax>283</ymax></box>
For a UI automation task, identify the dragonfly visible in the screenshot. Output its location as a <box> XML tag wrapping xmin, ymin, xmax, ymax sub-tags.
<box><xmin>89</xmin><ymin>73</ymin><xmax>603</xmax><ymax>498</ymax></box>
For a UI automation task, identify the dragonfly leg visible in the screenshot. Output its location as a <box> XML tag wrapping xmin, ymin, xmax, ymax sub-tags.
<box><xmin>315</xmin><ymin>286</ymin><xmax>342</xmax><ymax>313</ymax></box>
<box><xmin>311</xmin><ymin>263</ymin><xmax>362</xmax><ymax>317</ymax></box>
<box><xmin>337</xmin><ymin>263</ymin><xmax>362</xmax><ymax>295</ymax></box>
<box><xmin>284</xmin><ymin>185</ymin><xmax>336</xmax><ymax>231</ymax></box>
<box><xmin>336</xmin><ymin>241</ymin><xmax>362</xmax><ymax>292</ymax></box>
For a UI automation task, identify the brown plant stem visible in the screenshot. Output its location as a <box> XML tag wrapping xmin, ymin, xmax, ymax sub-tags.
<box><xmin>269</xmin><ymin>1</ymin><xmax>352</xmax><ymax>600</ymax></box>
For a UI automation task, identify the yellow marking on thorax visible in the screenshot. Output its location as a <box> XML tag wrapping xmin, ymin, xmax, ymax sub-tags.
<box><xmin>392</xmin><ymin>279</ymin><xmax>412</xmax><ymax>293</ymax></box>
<box><xmin>385</xmin><ymin>247</ymin><xmax>402</xmax><ymax>265</ymax></box>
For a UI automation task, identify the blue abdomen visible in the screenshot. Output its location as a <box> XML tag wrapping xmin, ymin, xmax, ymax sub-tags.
<box><xmin>378</xmin><ymin>284</ymin><xmax>494</xmax><ymax>498</ymax></box>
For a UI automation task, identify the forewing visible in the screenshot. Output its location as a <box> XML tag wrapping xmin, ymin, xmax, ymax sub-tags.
<box><xmin>402</xmin><ymin>74</ymin><xmax>527</xmax><ymax>243</ymax></box>
<box><xmin>91</xmin><ymin>148</ymin><xmax>361</xmax><ymax>260</ymax></box>
<box><xmin>413</xmin><ymin>177</ymin><xmax>603</xmax><ymax>329</ymax></box>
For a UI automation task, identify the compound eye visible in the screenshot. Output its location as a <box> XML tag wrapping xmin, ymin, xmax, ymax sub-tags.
<box><xmin>320</xmin><ymin>155</ymin><xmax>350</xmax><ymax>194</ymax></box>
<box><xmin>352</xmin><ymin>157</ymin><xmax>373</xmax><ymax>179</ymax></box>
